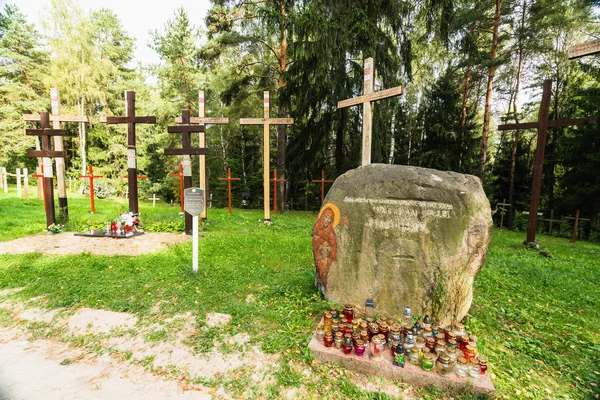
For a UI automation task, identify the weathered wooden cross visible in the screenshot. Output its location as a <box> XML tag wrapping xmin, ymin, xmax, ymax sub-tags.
<box><xmin>568</xmin><ymin>39</ymin><xmax>600</xmax><ymax>59</ymax></box>
<box><xmin>165</xmin><ymin>109</ymin><xmax>207</xmax><ymax>235</ymax></box>
<box><xmin>148</xmin><ymin>193</ymin><xmax>160</xmax><ymax>207</ymax></box>
<box><xmin>101</xmin><ymin>91</ymin><xmax>156</xmax><ymax>214</ymax></box>
<box><xmin>26</xmin><ymin>112</ymin><xmax>68</xmax><ymax>227</ymax></box>
<box><xmin>270</xmin><ymin>169</ymin><xmax>286</xmax><ymax>216</ymax></box>
<box><xmin>565</xmin><ymin>210</ymin><xmax>590</xmax><ymax>243</ymax></box>
<box><xmin>15</xmin><ymin>168</ymin><xmax>29</xmax><ymax>199</ymax></box>
<box><xmin>80</xmin><ymin>165</ymin><xmax>102</xmax><ymax>214</ymax></box>
<box><xmin>218</xmin><ymin>168</ymin><xmax>240</xmax><ymax>216</ymax></box>
<box><xmin>24</xmin><ymin>88</ymin><xmax>88</xmax><ymax>216</ymax></box>
<box><xmin>497</xmin><ymin>198</ymin><xmax>512</xmax><ymax>229</ymax></box>
<box><xmin>337</xmin><ymin>57</ymin><xmax>404</xmax><ymax>166</ymax></box>
<box><xmin>240</xmin><ymin>91</ymin><xmax>294</xmax><ymax>223</ymax></box>
<box><xmin>498</xmin><ymin>79</ymin><xmax>597</xmax><ymax>244</ymax></box>
<box><xmin>175</xmin><ymin>91</ymin><xmax>229</xmax><ymax>220</ymax></box>
<box><xmin>312</xmin><ymin>170</ymin><xmax>334</xmax><ymax>204</ymax></box>
<box><xmin>169</xmin><ymin>164</ymin><xmax>185</xmax><ymax>213</ymax></box>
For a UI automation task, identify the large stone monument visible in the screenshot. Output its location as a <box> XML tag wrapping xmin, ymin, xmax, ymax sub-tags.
<box><xmin>312</xmin><ymin>164</ymin><xmax>493</xmax><ymax>326</ymax></box>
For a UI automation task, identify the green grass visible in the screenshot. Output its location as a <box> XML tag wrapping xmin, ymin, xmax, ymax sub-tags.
<box><xmin>1</xmin><ymin>187</ymin><xmax>599</xmax><ymax>399</ymax></box>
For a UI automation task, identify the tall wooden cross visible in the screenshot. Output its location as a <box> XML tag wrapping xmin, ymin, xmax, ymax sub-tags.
<box><xmin>337</xmin><ymin>57</ymin><xmax>404</xmax><ymax>166</ymax></box>
<box><xmin>498</xmin><ymin>79</ymin><xmax>597</xmax><ymax>244</ymax></box>
<box><xmin>270</xmin><ymin>169</ymin><xmax>286</xmax><ymax>216</ymax></box>
<box><xmin>218</xmin><ymin>167</ymin><xmax>240</xmax><ymax>216</ymax></box>
<box><xmin>312</xmin><ymin>170</ymin><xmax>334</xmax><ymax>204</ymax></box>
<box><xmin>170</xmin><ymin>164</ymin><xmax>185</xmax><ymax>212</ymax></box>
<box><xmin>26</xmin><ymin>112</ymin><xmax>68</xmax><ymax>227</ymax></box>
<box><xmin>565</xmin><ymin>210</ymin><xmax>590</xmax><ymax>243</ymax></box>
<box><xmin>165</xmin><ymin>109</ymin><xmax>207</xmax><ymax>235</ymax></box>
<box><xmin>175</xmin><ymin>91</ymin><xmax>229</xmax><ymax>220</ymax></box>
<box><xmin>497</xmin><ymin>198</ymin><xmax>512</xmax><ymax>229</ymax></box>
<box><xmin>80</xmin><ymin>165</ymin><xmax>102</xmax><ymax>214</ymax></box>
<box><xmin>240</xmin><ymin>91</ymin><xmax>293</xmax><ymax>223</ymax></box>
<box><xmin>24</xmin><ymin>88</ymin><xmax>89</xmax><ymax>217</ymax></box>
<box><xmin>101</xmin><ymin>91</ymin><xmax>156</xmax><ymax>214</ymax></box>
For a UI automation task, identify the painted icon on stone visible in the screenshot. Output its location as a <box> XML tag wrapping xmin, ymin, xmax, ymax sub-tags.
<box><xmin>312</xmin><ymin>202</ymin><xmax>341</xmax><ymax>289</ymax></box>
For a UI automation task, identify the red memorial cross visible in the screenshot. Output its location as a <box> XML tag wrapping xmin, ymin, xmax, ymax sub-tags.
<box><xmin>79</xmin><ymin>165</ymin><xmax>103</xmax><ymax>214</ymax></box>
<box><xmin>312</xmin><ymin>170</ymin><xmax>334</xmax><ymax>204</ymax></box>
<box><xmin>218</xmin><ymin>168</ymin><xmax>240</xmax><ymax>216</ymax></box>
<box><xmin>270</xmin><ymin>169</ymin><xmax>286</xmax><ymax>216</ymax></box>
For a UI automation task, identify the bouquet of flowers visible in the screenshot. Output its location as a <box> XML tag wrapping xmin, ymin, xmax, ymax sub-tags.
<box><xmin>47</xmin><ymin>223</ymin><xmax>64</xmax><ymax>233</ymax></box>
<box><xmin>117</xmin><ymin>211</ymin><xmax>142</xmax><ymax>232</ymax></box>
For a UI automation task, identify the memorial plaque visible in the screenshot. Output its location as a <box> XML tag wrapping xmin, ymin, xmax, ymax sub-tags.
<box><xmin>184</xmin><ymin>188</ymin><xmax>205</xmax><ymax>216</ymax></box>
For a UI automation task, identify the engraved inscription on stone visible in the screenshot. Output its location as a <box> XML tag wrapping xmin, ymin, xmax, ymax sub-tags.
<box><xmin>184</xmin><ymin>188</ymin><xmax>205</xmax><ymax>216</ymax></box>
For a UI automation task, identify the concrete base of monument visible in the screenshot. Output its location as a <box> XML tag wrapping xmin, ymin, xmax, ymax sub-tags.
<box><xmin>74</xmin><ymin>230</ymin><xmax>144</xmax><ymax>239</ymax></box>
<box><xmin>308</xmin><ymin>334</ymin><xmax>495</xmax><ymax>395</ymax></box>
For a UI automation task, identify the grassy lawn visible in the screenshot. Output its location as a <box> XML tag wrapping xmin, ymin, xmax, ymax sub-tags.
<box><xmin>0</xmin><ymin>187</ymin><xmax>599</xmax><ymax>399</ymax></box>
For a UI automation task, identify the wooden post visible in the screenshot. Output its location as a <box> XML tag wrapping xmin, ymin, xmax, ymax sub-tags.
<box><xmin>165</xmin><ymin>109</ymin><xmax>207</xmax><ymax>235</ymax></box>
<box><xmin>498</xmin><ymin>79</ymin><xmax>598</xmax><ymax>244</ymax></box>
<box><xmin>218</xmin><ymin>168</ymin><xmax>241</xmax><ymax>216</ymax></box>
<box><xmin>175</xmin><ymin>91</ymin><xmax>230</xmax><ymax>220</ymax></box>
<box><xmin>16</xmin><ymin>168</ymin><xmax>21</xmax><ymax>198</ymax></box>
<box><xmin>270</xmin><ymin>169</ymin><xmax>286</xmax><ymax>216</ymax></box>
<box><xmin>312</xmin><ymin>170</ymin><xmax>334</xmax><ymax>204</ymax></box>
<box><xmin>101</xmin><ymin>91</ymin><xmax>156</xmax><ymax>213</ymax></box>
<box><xmin>169</xmin><ymin>164</ymin><xmax>185</xmax><ymax>213</ymax></box>
<box><xmin>79</xmin><ymin>164</ymin><xmax>103</xmax><ymax>213</ymax></box>
<box><xmin>26</xmin><ymin>112</ymin><xmax>68</xmax><ymax>228</ymax></box>
<box><xmin>2</xmin><ymin>168</ymin><xmax>9</xmax><ymax>194</ymax></box>
<box><xmin>337</xmin><ymin>58</ymin><xmax>404</xmax><ymax>166</ymax></box>
<box><xmin>23</xmin><ymin>168</ymin><xmax>29</xmax><ymax>200</ymax></box>
<box><xmin>240</xmin><ymin>91</ymin><xmax>293</xmax><ymax>223</ymax></box>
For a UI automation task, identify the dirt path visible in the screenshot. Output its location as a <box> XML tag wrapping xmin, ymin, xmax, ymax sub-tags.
<box><xmin>0</xmin><ymin>232</ymin><xmax>190</xmax><ymax>256</ymax></box>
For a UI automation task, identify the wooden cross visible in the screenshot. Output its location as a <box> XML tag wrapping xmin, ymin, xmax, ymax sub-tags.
<box><xmin>337</xmin><ymin>57</ymin><xmax>404</xmax><ymax>166</ymax></box>
<box><xmin>80</xmin><ymin>165</ymin><xmax>102</xmax><ymax>214</ymax></box>
<box><xmin>165</xmin><ymin>109</ymin><xmax>207</xmax><ymax>235</ymax></box>
<box><xmin>218</xmin><ymin>167</ymin><xmax>240</xmax><ymax>216</ymax></box>
<box><xmin>12</xmin><ymin>168</ymin><xmax>29</xmax><ymax>199</ymax></box>
<box><xmin>26</xmin><ymin>112</ymin><xmax>68</xmax><ymax>228</ymax></box>
<box><xmin>270</xmin><ymin>169</ymin><xmax>286</xmax><ymax>216</ymax></box>
<box><xmin>169</xmin><ymin>164</ymin><xmax>185</xmax><ymax>213</ymax></box>
<box><xmin>565</xmin><ymin>210</ymin><xmax>590</xmax><ymax>243</ymax></box>
<box><xmin>498</xmin><ymin>79</ymin><xmax>597</xmax><ymax>244</ymax></box>
<box><xmin>312</xmin><ymin>170</ymin><xmax>334</xmax><ymax>204</ymax></box>
<box><xmin>240</xmin><ymin>91</ymin><xmax>293</xmax><ymax>223</ymax></box>
<box><xmin>568</xmin><ymin>39</ymin><xmax>600</xmax><ymax>59</ymax></box>
<box><xmin>148</xmin><ymin>193</ymin><xmax>160</xmax><ymax>207</ymax></box>
<box><xmin>24</xmin><ymin>88</ymin><xmax>89</xmax><ymax>216</ymax></box>
<box><xmin>0</xmin><ymin>167</ymin><xmax>6</xmax><ymax>193</ymax></box>
<box><xmin>497</xmin><ymin>198</ymin><xmax>512</xmax><ymax>229</ymax></box>
<box><xmin>101</xmin><ymin>91</ymin><xmax>156</xmax><ymax>214</ymax></box>
<box><xmin>175</xmin><ymin>91</ymin><xmax>229</xmax><ymax>220</ymax></box>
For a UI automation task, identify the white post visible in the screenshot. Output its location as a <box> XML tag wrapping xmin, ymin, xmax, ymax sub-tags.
<box><xmin>23</xmin><ymin>168</ymin><xmax>29</xmax><ymax>200</ymax></box>
<box><xmin>192</xmin><ymin>215</ymin><xmax>199</xmax><ymax>273</ymax></box>
<box><xmin>0</xmin><ymin>168</ymin><xmax>3</xmax><ymax>189</ymax></box>
<box><xmin>16</xmin><ymin>168</ymin><xmax>22</xmax><ymax>198</ymax></box>
<box><xmin>2</xmin><ymin>168</ymin><xmax>7</xmax><ymax>193</ymax></box>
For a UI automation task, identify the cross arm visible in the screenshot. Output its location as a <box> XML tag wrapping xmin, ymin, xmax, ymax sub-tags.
<box><xmin>164</xmin><ymin>148</ymin><xmax>209</xmax><ymax>156</ymax></box>
<box><xmin>167</xmin><ymin>125</ymin><xmax>205</xmax><ymax>133</ymax></box>
<box><xmin>337</xmin><ymin>86</ymin><xmax>404</xmax><ymax>109</ymax></box>
<box><xmin>175</xmin><ymin>117</ymin><xmax>229</xmax><ymax>124</ymax></box>
<box><xmin>26</xmin><ymin>129</ymin><xmax>68</xmax><ymax>136</ymax></box>
<box><xmin>218</xmin><ymin>177</ymin><xmax>241</xmax><ymax>181</ymax></box>
<box><xmin>27</xmin><ymin>150</ymin><xmax>67</xmax><ymax>158</ymax></box>
<box><xmin>498</xmin><ymin>116</ymin><xmax>598</xmax><ymax>131</ymax></box>
<box><xmin>101</xmin><ymin>116</ymin><xmax>157</xmax><ymax>124</ymax></box>
<box><xmin>239</xmin><ymin>118</ymin><xmax>294</xmax><ymax>125</ymax></box>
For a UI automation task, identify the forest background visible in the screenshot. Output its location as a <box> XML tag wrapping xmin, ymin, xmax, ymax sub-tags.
<box><xmin>1</xmin><ymin>0</ymin><xmax>599</xmax><ymax>239</ymax></box>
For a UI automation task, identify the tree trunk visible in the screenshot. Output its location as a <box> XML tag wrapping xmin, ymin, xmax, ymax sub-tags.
<box><xmin>276</xmin><ymin>0</ymin><xmax>288</xmax><ymax>214</ymax></box>
<box><xmin>479</xmin><ymin>0</ymin><xmax>503</xmax><ymax>182</ymax></box>
<box><xmin>459</xmin><ymin>64</ymin><xmax>472</xmax><ymax>172</ymax></box>
<box><xmin>508</xmin><ymin>0</ymin><xmax>526</xmax><ymax>228</ymax></box>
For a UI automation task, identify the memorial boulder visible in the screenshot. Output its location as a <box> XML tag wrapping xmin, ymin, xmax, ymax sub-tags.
<box><xmin>312</xmin><ymin>164</ymin><xmax>493</xmax><ymax>326</ymax></box>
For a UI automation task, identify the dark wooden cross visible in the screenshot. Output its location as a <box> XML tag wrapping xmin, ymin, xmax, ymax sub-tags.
<box><xmin>80</xmin><ymin>165</ymin><xmax>102</xmax><ymax>214</ymax></box>
<box><xmin>312</xmin><ymin>170</ymin><xmax>334</xmax><ymax>204</ymax></box>
<box><xmin>240</xmin><ymin>91</ymin><xmax>294</xmax><ymax>223</ymax></box>
<box><xmin>270</xmin><ymin>169</ymin><xmax>286</xmax><ymax>216</ymax></box>
<box><xmin>498</xmin><ymin>79</ymin><xmax>597</xmax><ymax>244</ymax></box>
<box><xmin>497</xmin><ymin>198</ymin><xmax>512</xmax><ymax>229</ymax></box>
<box><xmin>565</xmin><ymin>210</ymin><xmax>590</xmax><ymax>243</ymax></box>
<box><xmin>165</xmin><ymin>109</ymin><xmax>207</xmax><ymax>235</ymax></box>
<box><xmin>169</xmin><ymin>164</ymin><xmax>185</xmax><ymax>213</ymax></box>
<box><xmin>101</xmin><ymin>91</ymin><xmax>156</xmax><ymax>214</ymax></box>
<box><xmin>218</xmin><ymin>167</ymin><xmax>240</xmax><ymax>216</ymax></box>
<box><xmin>175</xmin><ymin>91</ymin><xmax>229</xmax><ymax>221</ymax></box>
<box><xmin>26</xmin><ymin>112</ymin><xmax>68</xmax><ymax>228</ymax></box>
<box><xmin>337</xmin><ymin>57</ymin><xmax>404</xmax><ymax>166</ymax></box>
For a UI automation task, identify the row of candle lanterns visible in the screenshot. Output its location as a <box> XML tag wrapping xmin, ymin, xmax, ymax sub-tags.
<box><xmin>314</xmin><ymin>303</ymin><xmax>488</xmax><ymax>378</ymax></box>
